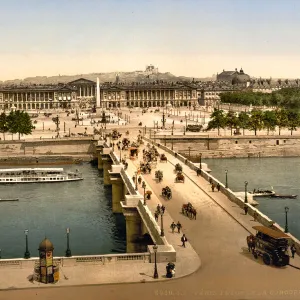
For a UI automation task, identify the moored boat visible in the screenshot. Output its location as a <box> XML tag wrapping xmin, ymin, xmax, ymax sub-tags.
<box><xmin>0</xmin><ymin>168</ymin><xmax>83</xmax><ymax>184</ymax></box>
<box><xmin>250</xmin><ymin>188</ymin><xmax>275</xmax><ymax>197</ymax></box>
<box><xmin>270</xmin><ymin>194</ymin><xmax>298</xmax><ymax>199</ymax></box>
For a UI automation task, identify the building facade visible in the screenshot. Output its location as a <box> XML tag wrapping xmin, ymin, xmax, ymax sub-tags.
<box><xmin>217</xmin><ymin>68</ymin><xmax>250</xmax><ymax>85</ymax></box>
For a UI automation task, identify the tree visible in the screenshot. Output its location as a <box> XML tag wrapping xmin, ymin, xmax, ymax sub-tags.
<box><xmin>7</xmin><ymin>110</ymin><xmax>34</xmax><ymax>140</ymax></box>
<box><xmin>0</xmin><ymin>112</ymin><xmax>8</xmax><ymax>140</ymax></box>
<box><xmin>207</xmin><ymin>108</ymin><xmax>226</xmax><ymax>135</ymax></box>
<box><xmin>226</xmin><ymin>111</ymin><xmax>239</xmax><ymax>136</ymax></box>
<box><xmin>275</xmin><ymin>108</ymin><xmax>288</xmax><ymax>135</ymax></box>
<box><xmin>263</xmin><ymin>111</ymin><xmax>277</xmax><ymax>135</ymax></box>
<box><xmin>287</xmin><ymin>110</ymin><xmax>300</xmax><ymax>135</ymax></box>
<box><xmin>238</xmin><ymin>111</ymin><xmax>250</xmax><ymax>135</ymax></box>
<box><xmin>248</xmin><ymin>109</ymin><xmax>264</xmax><ymax>136</ymax></box>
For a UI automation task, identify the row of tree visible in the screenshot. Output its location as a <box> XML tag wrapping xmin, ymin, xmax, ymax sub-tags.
<box><xmin>220</xmin><ymin>88</ymin><xmax>300</xmax><ymax>109</ymax></box>
<box><xmin>0</xmin><ymin>111</ymin><xmax>34</xmax><ymax>140</ymax></box>
<box><xmin>207</xmin><ymin>108</ymin><xmax>300</xmax><ymax>136</ymax></box>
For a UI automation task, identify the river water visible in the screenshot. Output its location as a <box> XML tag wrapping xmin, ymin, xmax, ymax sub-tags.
<box><xmin>204</xmin><ymin>157</ymin><xmax>300</xmax><ymax>240</ymax></box>
<box><xmin>0</xmin><ymin>163</ymin><xmax>126</xmax><ymax>259</ymax></box>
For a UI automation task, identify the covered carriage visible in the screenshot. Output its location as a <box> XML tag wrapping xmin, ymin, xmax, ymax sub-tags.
<box><xmin>162</xmin><ymin>186</ymin><xmax>172</xmax><ymax>200</ymax></box>
<box><xmin>175</xmin><ymin>172</ymin><xmax>185</xmax><ymax>183</ymax></box>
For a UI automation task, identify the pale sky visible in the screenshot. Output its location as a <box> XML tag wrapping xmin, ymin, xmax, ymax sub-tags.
<box><xmin>1</xmin><ymin>0</ymin><xmax>300</xmax><ymax>81</ymax></box>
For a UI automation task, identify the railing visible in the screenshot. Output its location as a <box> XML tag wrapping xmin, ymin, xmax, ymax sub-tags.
<box><xmin>110</xmin><ymin>151</ymin><xmax>120</xmax><ymax>165</ymax></box>
<box><xmin>120</xmin><ymin>168</ymin><xmax>137</xmax><ymax>195</ymax></box>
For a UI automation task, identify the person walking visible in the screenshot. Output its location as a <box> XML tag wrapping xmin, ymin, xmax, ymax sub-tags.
<box><xmin>211</xmin><ymin>183</ymin><xmax>215</xmax><ymax>192</ymax></box>
<box><xmin>161</xmin><ymin>205</ymin><xmax>166</xmax><ymax>214</ymax></box>
<box><xmin>176</xmin><ymin>221</ymin><xmax>182</xmax><ymax>233</ymax></box>
<box><xmin>291</xmin><ymin>244</ymin><xmax>296</xmax><ymax>258</ymax></box>
<box><xmin>154</xmin><ymin>211</ymin><xmax>159</xmax><ymax>222</ymax></box>
<box><xmin>170</xmin><ymin>222</ymin><xmax>176</xmax><ymax>233</ymax></box>
<box><xmin>181</xmin><ymin>234</ymin><xmax>188</xmax><ymax>248</ymax></box>
<box><xmin>253</xmin><ymin>210</ymin><xmax>258</xmax><ymax>222</ymax></box>
<box><xmin>156</xmin><ymin>204</ymin><xmax>161</xmax><ymax>214</ymax></box>
<box><xmin>244</xmin><ymin>204</ymin><xmax>248</xmax><ymax>215</ymax></box>
<box><xmin>217</xmin><ymin>183</ymin><xmax>221</xmax><ymax>192</ymax></box>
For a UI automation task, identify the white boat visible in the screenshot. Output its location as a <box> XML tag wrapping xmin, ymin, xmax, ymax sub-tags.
<box><xmin>0</xmin><ymin>168</ymin><xmax>83</xmax><ymax>184</ymax></box>
<box><xmin>250</xmin><ymin>188</ymin><xmax>275</xmax><ymax>197</ymax></box>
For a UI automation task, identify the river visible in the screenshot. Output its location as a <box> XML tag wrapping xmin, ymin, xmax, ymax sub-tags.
<box><xmin>0</xmin><ymin>163</ymin><xmax>126</xmax><ymax>258</ymax></box>
<box><xmin>204</xmin><ymin>157</ymin><xmax>300</xmax><ymax>239</ymax></box>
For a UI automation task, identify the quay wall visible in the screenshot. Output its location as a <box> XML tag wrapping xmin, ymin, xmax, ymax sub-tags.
<box><xmin>144</xmin><ymin>136</ymin><xmax>300</xmax><ymax>255</ymax></box>
<box><xmin>156</xmin><ymin>135</ymin><xmax>300</xmax><ymax>158</ymax></box>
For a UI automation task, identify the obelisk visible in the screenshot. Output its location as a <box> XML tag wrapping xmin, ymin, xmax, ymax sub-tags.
<box><xmin>96</xmin><ymin>77</ymin><xmax>101</xmax><ymax>108</ymax></box>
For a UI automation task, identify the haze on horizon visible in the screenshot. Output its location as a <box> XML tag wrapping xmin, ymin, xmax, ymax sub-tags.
<box><xmin>1</xmin><ymin>0</ymin><xmax>300</xmax><ymax>81</ymax></box>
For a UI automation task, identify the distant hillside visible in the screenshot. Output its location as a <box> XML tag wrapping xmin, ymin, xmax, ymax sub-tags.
<box><xmin>0</xmin><ymin>71</ymin><xmax>213</xmax><ymax>85</ymax></box>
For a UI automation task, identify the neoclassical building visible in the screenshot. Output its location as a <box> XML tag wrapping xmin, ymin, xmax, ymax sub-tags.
<box><xmin>0</xmin><ymin>77</ymin><xmax>244</xmax><ymax>111</ymax></box>
<box><xmin>217</xmin><ymin>68</ymin><xmax>250</xmax><ymax>85</ymax></box>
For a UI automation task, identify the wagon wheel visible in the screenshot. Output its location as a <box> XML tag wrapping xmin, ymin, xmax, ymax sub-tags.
<box><xmin>262</xmin><ymin>253</ymin><xmax>272</xmax><ymax>265</ymax></box>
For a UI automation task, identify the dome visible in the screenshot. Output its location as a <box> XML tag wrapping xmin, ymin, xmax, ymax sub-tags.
<box><xmin>38</xmin><ymin>238</ymin><xmax>54</xmax><ymax>251</ymax></box>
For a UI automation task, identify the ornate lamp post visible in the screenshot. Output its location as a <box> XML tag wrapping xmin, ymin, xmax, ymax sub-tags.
<box><xmin>199</xmin><ymin>153</ymin><xmax>202</xmax><ymax>170</ymax></box>
<box><xmin>120</xmin><ymin>147</ymin><xmax>122</xmax><ymax>161</ymax></box>
<box><xmin>160</xmin><ymin>211</ymin><xmax>165</xmax><ymax>237</ymax></box>
<box><xmin>161</xmin><ymin>110</ymin><xmax>166</xmax><ymax>129</ymax></box>
<box><xmin>153</xmin><ymin>243</ymin><xmax>158</xmax><ymax>279</ymax></box>
<box><xmin>65</xmin><ymin>228</ymin><xmax>72</xmax><ymax>257</ymax></box>
<box><xmin>284</xmin><ymin>206</ymin><xmax>289</xmax><ymax>233</ymax></box>
<box><xmin>142</xmin><ymin>181</ymin><xmax>146</xmax><ymax>205</ymax></box>
<box><xmin>225</xmin><ymin>169</ymin><xmax>228</xmax><ymax>188</ymax></box>
<box><xmin>24</xmin><ymin>229</ymin><xmax>30</xmax><ymax>259</ymax></box>
<box><xmin>244</xmin><ymin>181</ymin><xmax>248</xmax><ymax>203</ymax></box>
<box><xmin>0</xmin><ymin>249</ymin><xmax>2</xmax><ymax>259</ymax></box>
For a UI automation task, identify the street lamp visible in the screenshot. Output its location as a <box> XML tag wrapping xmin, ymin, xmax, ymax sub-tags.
<box><xmin>24</xmin><ymin>229</ymin><xmax>30</xmax><ymax>259</ymax></box>
<box><xmin>244</xmin><ymin>181</ymin><xmax>248</xmax><ymax>203</ymax></box>
<box><xmin>160</xmin><ymin>211</ymin><xmax>164</xmax><ymax>237</ymax></box>
<box><xmin>120</xmin><ymin>147</ymin><xmax>122</xmax><ymax>161</ymax></box>
<box><xmin>0</xmin><ymin>249</ymin><xmax>1</xmax><ymax>259</ymax></box>
<box><xmin>199</xmin><ymin>153</ymin><xmax>202</xmax><ymax>170</ymax></box>
<box><xmin>225</xmin><ymin>169</ymin><xmax>228</xmax><ymax>188</ymax></box>
<box><xmin>65</xmin><ymin>228</ymin><xmax>72</xmax><ymax>257</ymax></box>
<box><xmin>284</xmin><ymin>206</ymin><xmax>289</xmax><ymax>233</ymax></box>
<box><xmin>153</xmin><ymin>243</ymin><xmax>158</xmax><ymax>279</ymax></box>
<box><xmin>142</xmin><ymin>181</ymin><xmax>146</xmax><ymax>205</ymax></box>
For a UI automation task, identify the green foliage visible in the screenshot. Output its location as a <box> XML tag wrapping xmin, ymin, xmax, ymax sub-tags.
<box><xmin>0</xmin><ymin>112</ymin><xmax>8</xmax><ymax>140</ymax></box>
<box><xmin>6</xmin><ymin>110</ymin><xmax>34</xmax><ymax>140</ymax></box>
<box><xmin>263</xmin><ymin>110</ymin><xmax>277</xmax><ymax>134</ymax></box>
<box><xmin>287</xmin><ymin>110</ymin><xmax>300</xmax><ymax>135</ymax></box>
<box><xmin>220</xmin><ymin>88</ymin><xmax>300</xmax><ymax>110</ymax></box>
<box><xmin>248</xmin><ymin>110</ymin><xmax>264</xmax><ymax>136</ymax></box>
<box><xmin>275</xmin><ymin>108</ymin><xmax>288</xmax><ymax>135</ymax></box>
<box><xmin>225</xmin><ymin>111</ymin><xmax>240</xmax><ymax>135</ymax></box>
<box><xmin>207</xmin><ymin>109</ymin><xmax>226</xmax><ymax>135</ymax></box>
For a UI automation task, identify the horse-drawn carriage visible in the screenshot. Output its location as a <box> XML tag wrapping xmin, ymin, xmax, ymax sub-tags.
<box><xmin>160</xmin><ymin>154</ymin><xmax>167</xmax><ymax>163</ymax></box>
<box><xmin>155</xmin><ymin>170</ymin><xmax>163</xmax><ymax>183</ymax></box>
<box><xmin>122</xmin><ymin>138</ymin><xmax>130</xmax><ymax>149</ymax></box>
<box><xmin>140</xmin><ymin>162</ymin><xmax>152</xmax><ymax>174</ymax></box>
<box><xmin>182</xmin><ymin>202</ymin><xmax>197</xmax><ymax>219</ymax></box>
<box><xmin>174</xmin><ymin>163</ymin><xmax>182</xmax><ymax>173</ymax></box>
<box><xmin>111</xmin><ymin>129</ymin><xmax>122</xmax><ymax>140</ymax></box>
<box><xmin>145</xmin><ymin>190</ymin><xmax>152</xmax><ymax>200</ymax></box>
<box><xmin>175</xmin><ymin>172</ymin><xmax>185</xmax><ymax>183</ymax></box>
<box><xmin>162</xmin><ymin>186</ymin><xmax>172</xmax><ymax>200</ymax></box>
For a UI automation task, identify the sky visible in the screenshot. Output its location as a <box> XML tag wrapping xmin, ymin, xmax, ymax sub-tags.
<box><xmin>1</xmin><ymin>0</ymin><xmax>300</xmax><ymax>80</ymax></box>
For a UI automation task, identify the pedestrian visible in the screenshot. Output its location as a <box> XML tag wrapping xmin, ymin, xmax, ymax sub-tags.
<box><xmin>244</xmin><ymin>204</ymin><xmax>248</xmax><ymax>215</ymax></box>
<box><xmin>176</xmin><ymin>221</ymin><xmax>182</xmax><ymax>233</ymax></box>
<box><xmin>181</xmin><ymin>234</ymin><xmax>188</xmax><ymax>247</ymax></box>
<box><xmin>156</xmin><ymin>204</ymin><xmax>161</xmax><ymax>214</ymax></box>
<box><xmin>161</xmin><ymin>205</ymin><xmax>166</xmax><ymax>214</ymax></box>
<box><xmin>291</xmin><ymin>244</ymin><xmax>296</xmax><ymax>258</ymax></box>
<box><xmin>211</xmin><ymin>183</ymin><xmax>215</xmax><ymax>192</ymax></box>
<box><xmin>170</xmin><ymin>222</ymin><xmax>176</xmax><ymax>233</ymax></box>
<box><xmin>253</xmin><ymin>210</ymin><xmax>258</xmax><ymax>222</ymax></box>
<box><xmin>217</xmin><ymin>183</ymin><xmax>220</xmax><ymax>192</ymax></box>
<box><xmin>209</xmin><ymin>177</ymin><xmax>212</xmax><ymax>184</ymax></box>
<box><xmin>154</xmin><ymin>212</ymin><xmax>159</xmax><ymax>222</ymax></box>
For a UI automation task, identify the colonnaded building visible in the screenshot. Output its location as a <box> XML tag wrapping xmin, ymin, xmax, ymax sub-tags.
<box><xmin>0</xmin><ymin>72</ymin><xmax>251</xmax><ymax>111</ymax></box>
